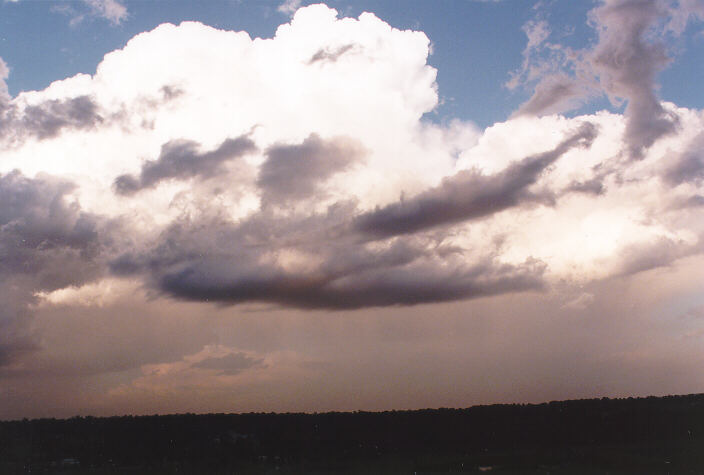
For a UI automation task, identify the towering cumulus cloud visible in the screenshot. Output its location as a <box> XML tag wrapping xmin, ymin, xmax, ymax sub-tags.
<box><xmin>1</xmin><ymin>2</ymin><xmax>704</xmax><ymax>417</ymax></box>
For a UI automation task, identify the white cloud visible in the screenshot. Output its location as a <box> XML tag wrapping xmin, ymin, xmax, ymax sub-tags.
<box><xmin>2</xmin><ymin>4</ymin><xmax>703</xmax><ymax>307</ymax></box>
<box><xmin>34</xmin><ymin>278</ymin><xmax>142</xmax><ymax>308</ymax></box>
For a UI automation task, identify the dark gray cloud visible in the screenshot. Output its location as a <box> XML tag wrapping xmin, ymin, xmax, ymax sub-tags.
<box><xmin>155</xmin><ymin>247</ymin><xmax>543</xmax><ymax>310</ymax></box>
<box><xmin>615</xmin><ymin>235</ymin><xmax>702</xmax><ymax>277</ymax></box>
<box><xmin>0</xmin><ymin>336</ymin><xmax>37</xmax><ymax>367</ymax></box>
<box><xmin>0</xmin><ymin>170</ymin><xmax>105</xmax><ymax>366</ymax></box>
<box><xmin>1</xmin><ymin>95</ymin><xmax>103</xmax><ymax>143</ymax></box>
<box><xmin>587</xmin><ymin>0</ymin><xmax>678</xmax><ymax>157</ymax></box>
<box><xmin>110</xmin><ymin>126</ymin><xmax>600</xmax><ymax>311</ymax></box>
<box><xmin>114</xmin><ymin>135</ymin><xmax>257</xmax><ymax>195</ymax></box>
<box><xmin>0</xmin><ymin>171</ymin><xmax>102</xmax><ymax>285</ymax></box>
<box><xmin>308</xmin><ymin>44</ymin><xmax>357</xmax><ymax>64</ymax></box>
<box><xmin>258</xmin><ymin>134</ymin><xmax>365</xmax><ymax>206</ymax></box>
<box><xmin>564</xmin><ymin>177</ymin><xmax>605</xmax><ymax>196</ymax></box>
<box><xmin>0</xmin><ymin>285</ymin><xmax>40</xmax><ymax>367</ymax></box>
<box><xmin>22</xmin><ymin>96</ymin><xmax>103</xmax><ymax>139</ymax></box>
<box><xmin>191</xmin><ymin>352</ymin><xmax>264</xmax><ymax>375</ymax></box>
<box><xmin>514</xmin><ymin>0</ymin><xmax>695</xmax><ymax>157</ymax></box>
<box><xmin>684</xmin><ymin>195</ymin><xmax>704</xmax><ymax>207</ymax></box>
<box><xmin>113</xmin><ymin>199</ymin><xmax>544</xmax><ymax>310</ymax></box>
<box><xmin>354</xmin><ymin>123</ymin><xmax>597</xmax><ymax>239</ymax></box>
<box><xmin>160</xmin><ymin>85</ymin><xmax>183</xmax><ymax>101</ymax></box>
<box><xmin>590</xmin><ymin>0</ymin><xmax>676</xmax><ymax>157</ymax></box>
<box><xmin>514</xmin><ymin>74</ymin><xmax>586</xmax><ymax>117</ymax></box>
<box><xmin>664</xmin><ymin>132</ymin><xmax>704</xmax><ymax>185</ymax></box>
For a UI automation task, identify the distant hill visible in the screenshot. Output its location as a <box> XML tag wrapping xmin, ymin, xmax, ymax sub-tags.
<box><xmin>2</xmin><ymin>393</ymin><xmax>704</xmax><ymax>473</ymax></box>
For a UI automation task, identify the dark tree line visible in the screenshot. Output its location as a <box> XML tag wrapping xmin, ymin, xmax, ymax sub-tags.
<box><xmin>2</xmin><ymin>393</ymin><xmax>704</xmax><ymax>473</ymax></box>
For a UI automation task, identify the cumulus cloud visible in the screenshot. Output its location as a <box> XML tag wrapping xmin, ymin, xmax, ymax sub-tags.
<box><xmin>1</xmin><ymin>3</ymin><xmax>704</xmax><ymax>414</ymax></box>
<box><xmin>3</xmin><ymin>3</ymin><xmax>702</xmax><ymax>330</ymax></box>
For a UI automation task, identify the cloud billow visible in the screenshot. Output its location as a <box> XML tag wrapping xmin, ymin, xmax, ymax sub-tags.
<box><xmin>153</xmin><ymin>245</ymin><xmax>544</xmax><ymax>310</ymax></box>
<box><xmin>664</xmin><ymin>132</ymin><xmax>704</xmax><ymax>186</ymax></box>
<box><xmin>1</xmin><ymin>95</ymin><xmax>103</xmax><ymax>144</ymax></box>
<box><xmin>114</xmin><ymin>135</ymin><xmax>258</xmax><ymax>195</ymax></box>
<box><xmin>258</xmin><ymin>134</ymin><xmax>365</xmax><ymax>206</ymax></box>
<box><xmin>355</xmin><ymin>123</ymin><xmax>597</xmax><ymax>239</ymax></box>
<box><xmin>117</xmin><ymin>200</ymin><xmax>546</xmax><ymax>310</ymax></box>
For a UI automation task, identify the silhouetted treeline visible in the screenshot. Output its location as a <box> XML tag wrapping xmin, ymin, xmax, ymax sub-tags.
<box><xmin>2</xmin><ymin>393</ymin><xmax>704</xmax><ymax>473</ymax></box>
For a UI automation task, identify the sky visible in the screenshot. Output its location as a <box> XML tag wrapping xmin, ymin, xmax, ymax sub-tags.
<box><xmin>1</xmin><ymin>0</ymin><xmax>704</xmax><ymax>420</ymax></box>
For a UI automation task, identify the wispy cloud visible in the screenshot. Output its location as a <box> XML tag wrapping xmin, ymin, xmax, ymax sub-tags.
<box><xmin>82</xmin><ymin>0</ymin><xmax>127</xmax><ymax>25</ymax></box>
<box><xmin>511</xmin><ymin>0</ymin><xmax>704</xmax><ymax>158</ymax></box>
<box><xmin>51</xmin><ymin>0</ymin><xmax>128</xmax><ymax>27</ymax></box>
<box><xmin>277</xmin><ymin>0</ymin><xmax>302</xmax><ymax>16</ymax></box>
